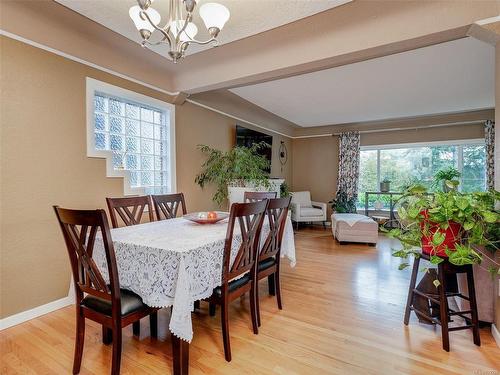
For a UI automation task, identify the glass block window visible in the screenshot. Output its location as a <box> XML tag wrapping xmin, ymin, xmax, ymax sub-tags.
<box><xmin>93</xmin><ymin>92</ymin><xmax>171</xmax><ymax>194</ymax></box>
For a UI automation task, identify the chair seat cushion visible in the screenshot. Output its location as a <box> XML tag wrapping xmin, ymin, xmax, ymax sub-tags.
<box><xmin>300</xmin><ymin>207</ymin><xmax>324</xmax><ymax>217</ymax></box>
<box><xmin>213</xmin><ymin>274</ymin><xmax>251</xmax><ymax>298</ymax></box>
<box><xmin>258</xmin><ymin>257</ymin><xmax>276</xmax><ymax>272</ymax></box>
<box><xmin>81</xmin><ymin>288</ymin><xmax>145</xmax><ymax>316</ymax></box>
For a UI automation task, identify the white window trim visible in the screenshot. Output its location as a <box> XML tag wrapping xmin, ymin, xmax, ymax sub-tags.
<box><xmin>361</xmin><ymin>138</ymin><xmax>485</xmax><ymax>151</ymax></box>
<box><xmin>86</xmin><ymin>77</ymin><xmax>176</xmax><ymax>196</ymax></box>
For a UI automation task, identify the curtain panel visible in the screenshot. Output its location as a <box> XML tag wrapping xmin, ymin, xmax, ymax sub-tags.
<box><xmin>485</xmin><ymin>120</ymin><xmax>495</xmax><ymax>190</ymax></box>
<box><xmin>336</xmin><ymin>131</ymin><xmax>361</xmax><ymax>199</ymax></box>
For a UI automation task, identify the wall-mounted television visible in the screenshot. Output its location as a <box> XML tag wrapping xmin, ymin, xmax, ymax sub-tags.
<box><xmin>235</xmin><ymin>125</ymin><xmax>273</xmax><ymax>172</ymax></box>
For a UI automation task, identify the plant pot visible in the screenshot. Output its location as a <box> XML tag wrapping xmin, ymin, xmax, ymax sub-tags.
<box><xmin>442</xmin><ymin>181</ymin><xmax>452</xmax><ymax>193</ymax></box>
<box><xmin>420</xmin><ymin>211</ymin><xmax>462</xmax><ymax>257</ymax></box>
<box><xmin>380</xmin><ymin>182</ymin><xmax>390</xmax><ymax>192</ymax></box>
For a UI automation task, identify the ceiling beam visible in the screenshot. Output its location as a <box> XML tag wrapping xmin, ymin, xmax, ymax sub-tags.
<box><xmin>467</xmin><ymin>16</ymin><xmax>500</xmax><ymax>45</ymax></box>
<box><xmin>2</xmin><ymin>0</ymin><xmax>499</xmax><ymax>99</ymax></box>
<box><xmin>173</xmin><ymin>0</ymin><xmax>500</xmax><ymax>93</ymax></box>
<box><xmin>187</xmin><ymin>90</ymin><xmax>298</xmax><ymax>137</ymax></box>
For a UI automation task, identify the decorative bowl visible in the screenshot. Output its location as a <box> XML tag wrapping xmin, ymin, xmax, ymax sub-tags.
<box><xmin>183</xmin><ymin>211</ymin><xmax>229</xmax><ymax>224</ymax></box>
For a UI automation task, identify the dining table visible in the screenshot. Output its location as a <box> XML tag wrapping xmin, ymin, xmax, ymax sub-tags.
<box><xmin>93</xmin><ymin>213</ymin><xmax>296</xmax><ymax>375</ymax></box>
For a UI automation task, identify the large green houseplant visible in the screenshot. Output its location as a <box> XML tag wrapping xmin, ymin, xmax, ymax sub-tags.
<box><xmin>195</xmin><ymin>142</ymin><xmax>271</xmax><ymax>206</ymax></box>
<box><xmin>388</xmin><ymin>184</ymin><xmax>499</xmax><ymax>278</ymax></box>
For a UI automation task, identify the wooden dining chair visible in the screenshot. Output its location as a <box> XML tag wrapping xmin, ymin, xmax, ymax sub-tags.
<box><xmin>207</xmin><ymin>200</ymin><xmax>268</xmax><ymax>362</ymax></box>
<box><xmin>105</xmin><ymin>195</ymin><xmax>154</xmax><ymax>336</ymax></box>
<box><xmin>255</xmin><ymin>196</ymin><xmax>291</xmax><ymax>326</ymax></box>
<box><xmin>53</xmin><ymin>206</ymin><xmax>158</xmax><ymax>375</ymax></box>
<box><xmin>105</xmin><ymin>196</ymin><xmax>154</xmax><ymax>228</ymax></box>
<box><xmin>243</xmin><ymin>191</ymin><xmax>277</xmax><ymax>202</ymax></box>
<box><xmin>152</xmin><ymin>193</ymin><xmax>187</xmax><ymax>220</ymax></box>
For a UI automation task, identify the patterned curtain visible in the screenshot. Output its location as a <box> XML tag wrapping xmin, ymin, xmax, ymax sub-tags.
<box><xmin>336</xmin><ymin>131</ymin><xmax>361</xmax><ymax>199</ymax></box>
<box><xmin>485</xmin><ymin>120</ymin><xmax>495</xmax><ymax>190</ymax></box>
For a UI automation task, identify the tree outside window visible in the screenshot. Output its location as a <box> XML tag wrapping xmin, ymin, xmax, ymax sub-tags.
<box><xmin>358</xmin><ymin>142</ymin><xmax>486</xmax><ymax>209</ymax></box>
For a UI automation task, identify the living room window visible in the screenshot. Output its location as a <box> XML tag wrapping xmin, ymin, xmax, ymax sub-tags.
<box><xmin>358</xmin><ymin>139</ymin><xmax>486</xmax><ymax>208</ymax></box>
<box><xmin>86</xmin><ymin>78</ymin><xmax>175</xmax><ymax>195</ymax></box>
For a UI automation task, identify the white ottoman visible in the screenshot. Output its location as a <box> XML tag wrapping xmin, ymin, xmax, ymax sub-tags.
<box><xmin>331</xmin><ymin>213</ymin><xmax>378</xmax><ymax>245</ymax></box>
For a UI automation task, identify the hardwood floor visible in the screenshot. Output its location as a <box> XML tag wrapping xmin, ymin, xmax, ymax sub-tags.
<box><xmin>1</xmin><ymin>228</ymin><xmax>499</xmax><ymax>374</ymax></box>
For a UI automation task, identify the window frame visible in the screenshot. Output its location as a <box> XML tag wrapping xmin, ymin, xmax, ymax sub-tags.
<box><xmin>359</xmin><ymin>138</ymin><xmax>486</xmax><ymax>196</ymax></box>
<box><xmin>86</xmin><ymin>77</ymin><xmax>176</xmax><ymax>195</ymax></box>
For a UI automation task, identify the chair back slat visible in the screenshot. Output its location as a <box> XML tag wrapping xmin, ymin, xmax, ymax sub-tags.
<box><xmin>223</xmin><ymin>200</ymin><xmax>268</xmax><ymax>282</ymax></box>
<box><xmin>244</xmin><ymin>191</ymin><xmax>277</xmax><ymax>203</ymax></box>
<box><xmin>152</xmin><ymin>193</ymin><xmax>187</xmax><ymax>220</ymax></box>
<box><xmin>54</xmin><ymin>206</ymin><xmax>119</xmax><ymax>304</ymax></box>
<box><xmin>106</xmin><ymin>196</ymin><xmax>153</xmax><ymax>228</ymax></box>
<box><xmin>260</xmin><ymin>197</ymin><xmax>291</xmax><ymax>262</ymax></box>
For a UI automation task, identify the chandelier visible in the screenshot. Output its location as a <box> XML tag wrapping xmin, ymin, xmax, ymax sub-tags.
<box><xmin>129</xmin><ymin>0</ymin><xmax>230</xmax><ymax>63</ymax></box>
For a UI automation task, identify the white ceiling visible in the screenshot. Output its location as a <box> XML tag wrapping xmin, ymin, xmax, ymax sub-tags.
<box><xmin>55</xmin><ymin>0</ymin><xmax>351</xmax><ymax>56</ymax></box>
<box><xmin>230</xmin><ymin>37</ymin><xmax>495</xmax><ymax>127</ymax></box>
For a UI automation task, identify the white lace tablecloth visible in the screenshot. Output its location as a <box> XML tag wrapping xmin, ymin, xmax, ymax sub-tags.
<box><xmin>93</xmin><ymin>216</ymin><xmax>295</xmax><ymax>342</ymax></box>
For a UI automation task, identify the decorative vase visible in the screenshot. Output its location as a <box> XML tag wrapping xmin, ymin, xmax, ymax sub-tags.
<box><xmin>380</xmin><ymin>182</ymin><xmax>390</xmax><ymax>192</ymax></box>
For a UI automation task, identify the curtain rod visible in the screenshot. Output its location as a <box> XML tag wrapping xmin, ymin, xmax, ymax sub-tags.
<box><xmin>331</xmin><ymin>119</ymin><xmax>487</xmax><ymax>136</ymax></box>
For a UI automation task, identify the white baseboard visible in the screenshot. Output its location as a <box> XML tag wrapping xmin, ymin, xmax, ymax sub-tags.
<box><xmin>0</xmin><ymin>296</ymin><xmax>73</xmax><ymax>330</ymax></box>
<box><xmin>492</xmin><ymin>324</ymin><xmax>500</xmax><ymax>348</ymax></box>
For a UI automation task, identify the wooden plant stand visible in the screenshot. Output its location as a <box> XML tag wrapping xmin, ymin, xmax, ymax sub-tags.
<box><xmin>404</xmin><ymin>253</ymin><xmax>481</xmax><ymax>351</ymax></box>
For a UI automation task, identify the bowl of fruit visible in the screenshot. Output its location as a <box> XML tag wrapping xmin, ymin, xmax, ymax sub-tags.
<box><xmin>183</xmin><ymin>211</ymin><xmax>229</xmax><ymax>224</ymax></box>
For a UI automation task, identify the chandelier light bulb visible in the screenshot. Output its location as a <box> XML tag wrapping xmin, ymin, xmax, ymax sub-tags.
<box><xmin>199</xmin><ymin>3</ymin><xmax>230</xmax><ymax>31</ymax></box>
<box><xmin>129</xmin><ymin>5</ymin><xmax>161</xmax><ymax>32</ymax></box>
<box><xmin>170</xmin><ymin>20</ymin><xmax>198</xmax><ymax>42</ymax></box>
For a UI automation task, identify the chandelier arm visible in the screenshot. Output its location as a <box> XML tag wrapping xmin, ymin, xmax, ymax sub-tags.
<box><xmin>183</xmin><ymin>37</ymin><xmax>218</xmax><ymax>46</ymax></box>
<box><xmin>139</xmin><ymin>9</ymin><xmax>173</xmax><ymax>45</ymax></box>
<box><xmin>174</xmin><ymin>12</ymin><xmax>193</xmax><ymax>44</ymax></box>
<box><xmin>142</xmin><ymin>34</ymin><xmax>170</xmax><ymax>47</ymax></box>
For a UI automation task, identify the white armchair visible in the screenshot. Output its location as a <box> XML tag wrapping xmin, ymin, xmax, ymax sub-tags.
<box><xmin>290</xmin><ymin>191</ymin><xmax>327</xmax><ymax>230</ymax></box>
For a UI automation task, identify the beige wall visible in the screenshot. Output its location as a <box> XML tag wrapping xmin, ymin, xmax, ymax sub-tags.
<box><xmin>176</xmin><ymin>101</ymin><xmax>292</xmax><ymax>213</ymax></box>
<box><xmin>0</xmin><ymin>36</ymin><xmax>292</xmax><ymax>318</ymax></box>
<box><xmin>292</xmin><ymin>123</ymin><xmax>486</xmax><ymax>217</ymax></box>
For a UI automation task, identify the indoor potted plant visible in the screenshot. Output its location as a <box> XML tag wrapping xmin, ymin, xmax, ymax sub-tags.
<box><xmin>195</xmin><ymin>142</ymin><xmax>271</xmax><ymax>207</ymax></box>
<box><xmin>280</xmin><ymin>181</ymin><xmax>290</xmax><ymax>198</ymax></box>
<box><xmin>433</xmin><ymin>167</ymin><xmax>461</xmax><ymax>192</ymax></box>
<box><xmin>388</xmin><ymin>184</ymin><xmax>499</xmax><ymax>277</ymax></box>
<box><xmin>329</xmin><ymin>191</ymin><xmax>357</xmax><ymax>213</ymax></box>
<box><xmin>380</xmin><ymin>178</ymin><xmax>391</xmax><ymax>192</ymax></box>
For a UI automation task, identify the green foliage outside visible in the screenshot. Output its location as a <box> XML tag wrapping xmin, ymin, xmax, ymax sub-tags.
<box><xmin>195</xmin><ymin>142</ymin><xmax>271</xmax><ymax>206</ymax></box>
<box><xmin>358</xmin><ymin>145</ymin><xmax>487</xmax><ymax>209</ymax></box>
